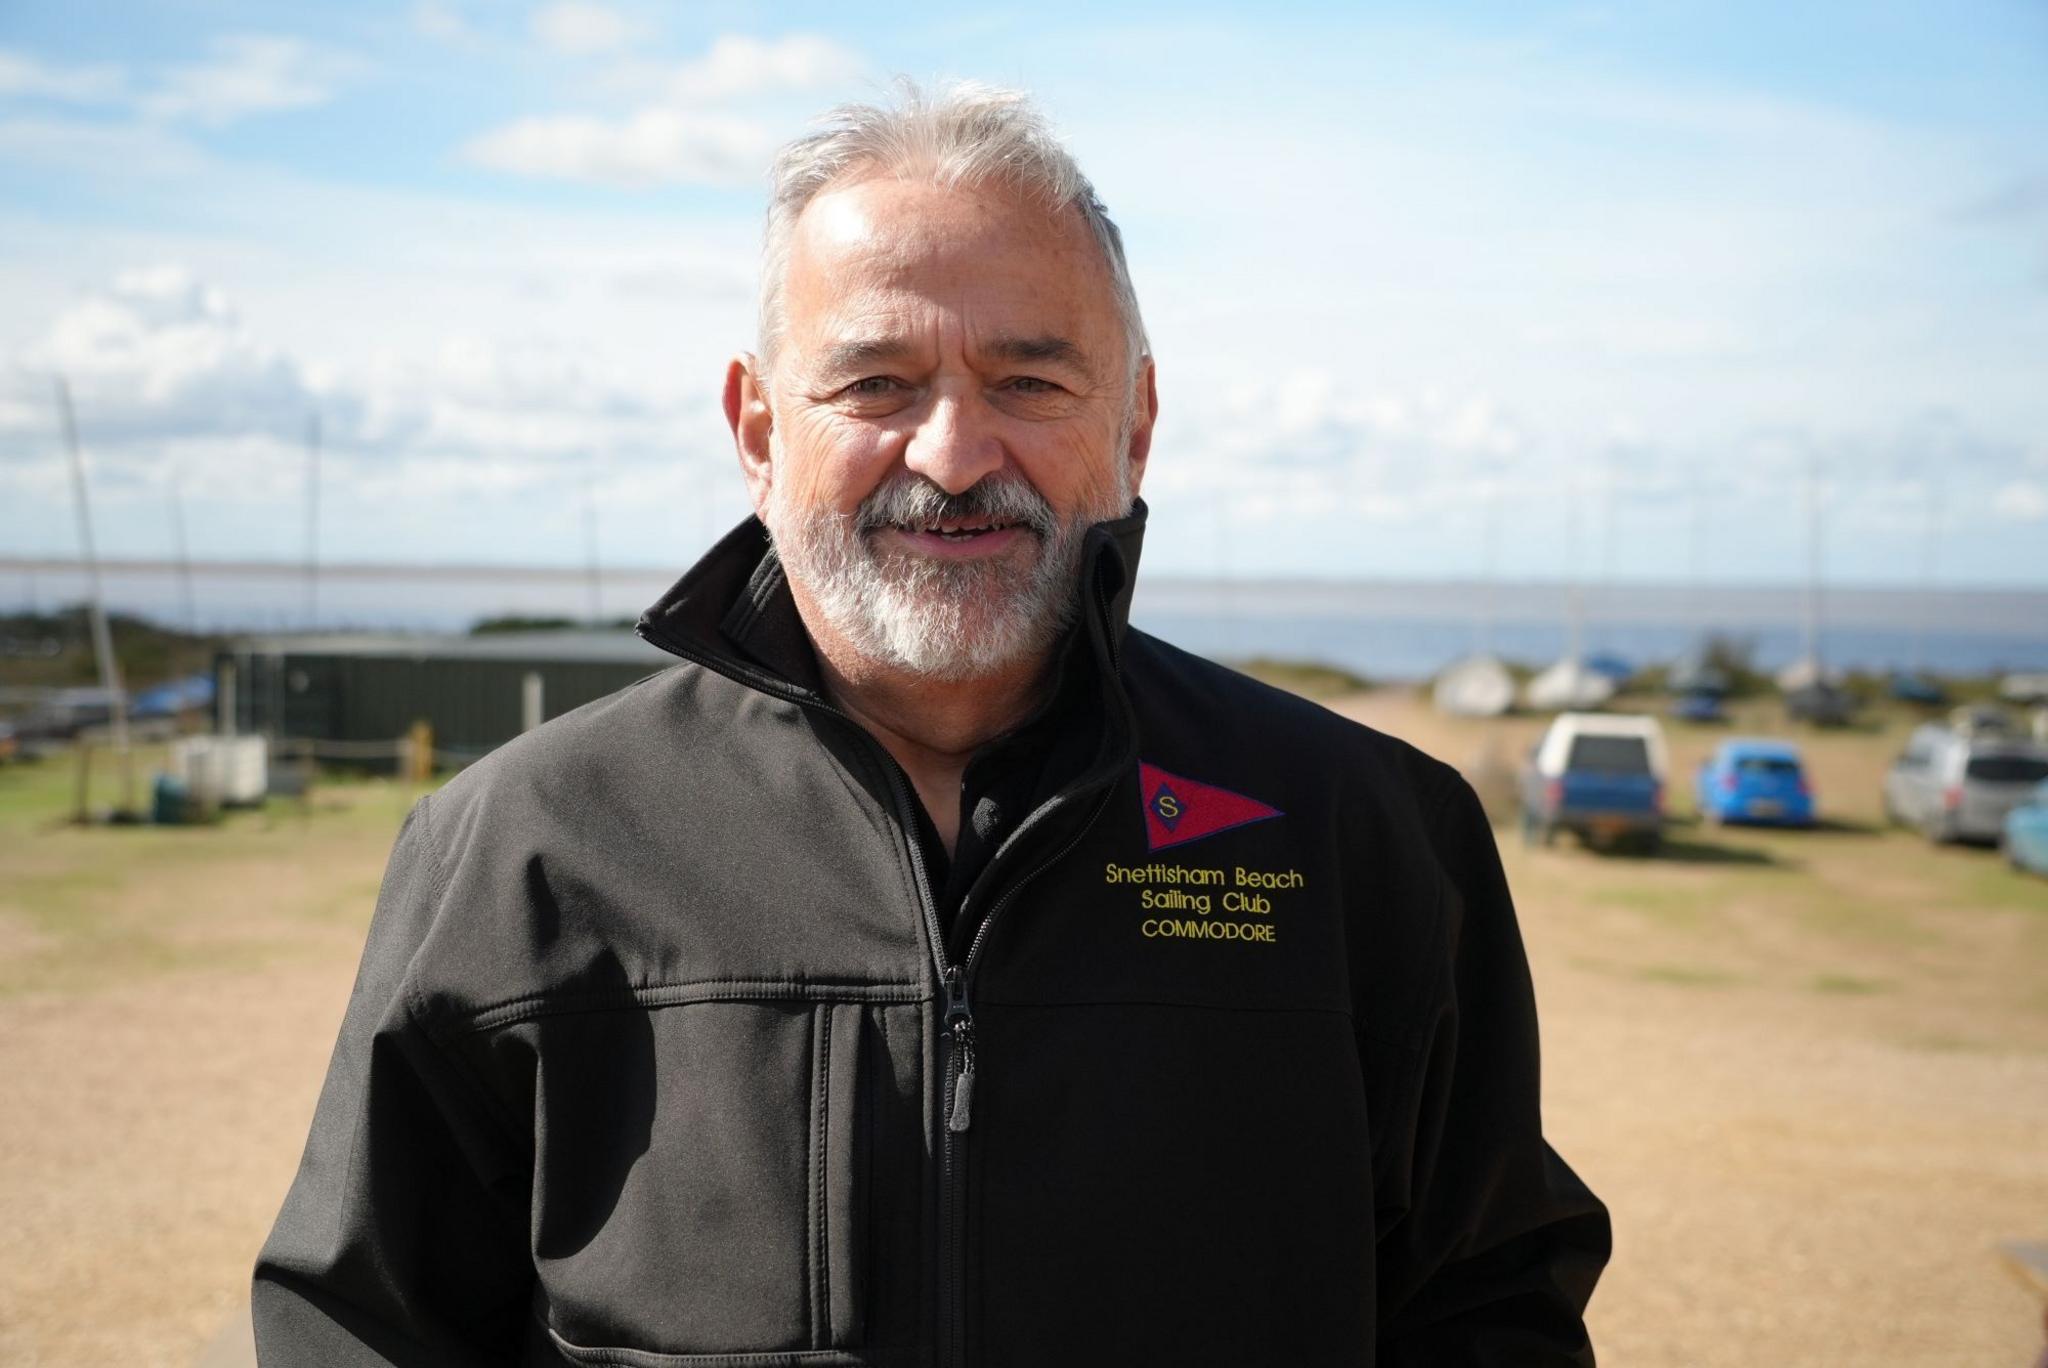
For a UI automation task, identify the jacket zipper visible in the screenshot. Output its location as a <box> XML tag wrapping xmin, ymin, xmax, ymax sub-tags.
<box><xmin>933</xmin><ymin>781</ymin><xmax>1113</xmax><ymax>1367</ymax></box>
<box><xmin>638</xmin><ymin>571</ymin><xmax>1128</xmax><ymax>1368</ymax></box>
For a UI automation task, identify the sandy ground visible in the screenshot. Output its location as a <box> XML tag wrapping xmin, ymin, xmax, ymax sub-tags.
<box><xmin>2</xmin><ymin>694</ymin><xmax>2045</xmax><ymax>1365</ymax></box>
<box><xmin>1330</xmin><ymin>691</ymin><xmax>2048</xmax><ymax>1366</ymax></box>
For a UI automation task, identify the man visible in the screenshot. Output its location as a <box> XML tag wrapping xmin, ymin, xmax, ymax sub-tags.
<box><xmin>255</xmin><ymin>83</ymin><xmax>1609</xmax><ymax>1365</ymax></box>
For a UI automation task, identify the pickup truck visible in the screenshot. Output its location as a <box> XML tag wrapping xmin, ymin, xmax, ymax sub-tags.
<box><xmin>1520</xmin><ymin>712</ymin><xmax>1668</xmax><ymax>852</ymax></box>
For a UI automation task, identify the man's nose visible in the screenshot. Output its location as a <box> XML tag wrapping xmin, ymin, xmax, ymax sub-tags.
<box><xmin>902</xmin><ymin>391</ymin><xmax>1004</xmax><ymax>495</ymax></box>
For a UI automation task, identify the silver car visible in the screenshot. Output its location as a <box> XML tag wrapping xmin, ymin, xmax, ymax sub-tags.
<box><xmin>1884</xmin><ymin>723</ymin><xmax>2048</xmax><ymax>844</ymax></box>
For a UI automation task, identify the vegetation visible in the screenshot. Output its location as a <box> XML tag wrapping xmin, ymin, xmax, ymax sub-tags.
<box><xmin>1230</xmin><ymin>656</ymin><xmax>1372</xmax><ymax>698</ymax></box>
<box><xmin>469</xmin><ymin>613</ymin><xmax>638</xmax><ymax>634</ymax></box>
<box><xmin>0</xmin><ymin>607</ymin><xmax>222</xmax><ymax>696</ymax></box>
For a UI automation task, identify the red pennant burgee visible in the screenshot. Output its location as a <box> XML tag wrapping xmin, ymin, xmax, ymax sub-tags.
<box><xmin>1138</xmin><ymin>761</ymin><xmax>1283</xmax><ymax>852</ymax></box>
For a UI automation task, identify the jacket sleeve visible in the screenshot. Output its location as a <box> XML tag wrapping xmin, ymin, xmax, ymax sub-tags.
<box><xmin>1373</xmin><ymin>774</ymin><xmax>1612</xmax><ymax>1366</ymax></box>
<box><xmin>252</xmin><ymin>796</ymin><xmax>535</xmax><ymax>1365</ymax></box>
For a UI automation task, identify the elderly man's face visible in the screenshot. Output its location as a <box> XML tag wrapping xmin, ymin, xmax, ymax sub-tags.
<box><xmin>733</xmin><ymin>175</ymin><xmax>1154</xmax><ymax>680</ymax></box>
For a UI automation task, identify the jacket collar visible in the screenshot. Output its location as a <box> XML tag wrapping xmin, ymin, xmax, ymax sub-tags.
<box><xmin>635</xmin><ymin>499</ymin><xmax>1148</xmax><ymax>704</ymax></box>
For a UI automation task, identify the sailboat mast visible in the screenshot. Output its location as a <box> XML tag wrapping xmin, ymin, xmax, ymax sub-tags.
<box><xmin>304</xmin><ymin>412</ymin><xmax>321</xmax><ymax>629</ymax></box>
<box><xmin>1475</xmin><ymin>478</ymin><xmax>1498</xmax><ymax>658</ymax></box>
<box><xmin>1802</xmin><ymin>455</ymin><xmax>1822</xmax><ymax>676</ymax></box>
<box><xmin>1915</xmin><ymin>471</ymin><xmax>1944</xmax><ymax>675</ymax></box>
<box><xmin>1565</xmin><ymin>473</ymin><xmax>1584</xmax><ymax>672</ymax></box>
<box><xmin>56</xmin><ymin>377</ymin><xmax>135</xmax><ymax>813</ymax></box>
<box><xmin>169</xmin><ymin>465</ymin><xmax>198</xmax><ymax>634</ymax></box>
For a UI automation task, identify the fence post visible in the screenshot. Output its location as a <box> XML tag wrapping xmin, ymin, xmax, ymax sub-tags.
<box><xmin>217</xmin><ymin>661</ymin><xmax>237</xmax><ymax>737</ymax></box>
<box><xmin>406</xmin><ymin>719</ymin><xmax>434</xmax><ymax>783</ymax></box>
<box><xmin>521</xmin><ymin>672</ymin><xmax>544</xmax><ymax>733</ymax></box>
<box><xmin>72</xmin><ymin>738</ymin><xmax>94</xmax><ymax>824</ymax></box>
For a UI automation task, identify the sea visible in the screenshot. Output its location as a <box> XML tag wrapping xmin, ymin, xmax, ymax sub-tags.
<box><xmin>4</xmin><ymin>558</ymin><xmax>2044</xmax><ymax>682</ymax></box>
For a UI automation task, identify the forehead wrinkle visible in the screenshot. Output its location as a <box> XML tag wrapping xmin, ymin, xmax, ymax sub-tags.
<box><xmin>816</xmin><ymin>335</ymin><xmax>920</xmax><ymax>373</ymax></box>
<box><xmin>979</xmin><ymin>332</ymin><xmax>1093</xmax><ymax>374</ymax></box>
<box><xmin>783</xmin><ymin>183</ymin><xmax>1123</xmax><ymax>387</ymax></box>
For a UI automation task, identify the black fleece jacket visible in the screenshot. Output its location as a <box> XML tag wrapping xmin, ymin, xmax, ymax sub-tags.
<box><xmin>253</xmin><ymin>502</ymin><xmax>1610</xmax><ymax>1366</ymax></box>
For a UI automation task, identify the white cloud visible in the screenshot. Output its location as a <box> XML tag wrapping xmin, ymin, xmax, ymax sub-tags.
<box><xmin>412</xmin><ymin>1</ymin><xmax>479</xmax><ymax>47</ymax></box>
<box><xmin>1993</xmin><ymin>480</ymin><xmax>2048</xmax><ymax>523</ymax></box>
<box><xmin>463</xmin><ymin>32</ymin><xmax>863</xmax><ymax>187</ymax></box>
<box><xmin>0</xmin><ymin>116</ymin><xmax>209</xmax><ymax>177</ymax></box>
<box><xmin>665</xmin><ymin>34</ymin><xmax>862</xmax><ymax>103</ymax></box>
<box><xmin>1</xmin><ymin>267</ymin><xmax>720</xmax><ymax>520</ymax></box>
<box><xmin>140</xmin><ymin>36</ymin><xmax>359</xmax><ymax>127</ymax></box>
<box><xmin>1183</xmin><ymin>374</ymin><xmax>1524</xmax><ymax>481</ymax></box>
<box><xmin>0</xmin><ymin>48</ymin><xmax>126</xmax><ymax>103</ymax></box>
<box><xmin>9</xmin><ymin>266</ymin><xmax>320</xmax><ymax>446</ymax></box>
<box><xmin>532</xmin><ymin>2</ymin><xmax>638</xmax><ymax>57</ymax></box>
<box><xmin>464</xmin><ymin>108</ymin><xmax>772</xmax><ymax>187</ymax></box>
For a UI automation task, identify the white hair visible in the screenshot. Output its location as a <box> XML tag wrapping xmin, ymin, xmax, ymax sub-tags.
<box><xmin>758</xmin><ymin>78</ymin><xmax>1149</xmax><ymax>380</ymax></box>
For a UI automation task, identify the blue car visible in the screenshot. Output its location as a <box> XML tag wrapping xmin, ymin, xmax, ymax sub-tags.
<box><xmin>1696</xmin><ymin>739</ymin><xmax>1815</xmax><ymax>826</ymax></box>
<box><xmin>2004</xmin><ymin>779</ymin><xmax>2048</xmax><ymax>877</ymax></box>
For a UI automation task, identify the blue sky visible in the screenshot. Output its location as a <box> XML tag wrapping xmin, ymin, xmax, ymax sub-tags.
<box><xmin>2</xmin><ymin>0</ymin><xmax>2044</xmax><ymax>589</ymax></box>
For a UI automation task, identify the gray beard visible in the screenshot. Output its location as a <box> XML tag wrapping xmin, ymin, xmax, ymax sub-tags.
<box><xmin>767</xmin><ymin>466</ymin><xmax>1130</xmax><ymax>682</ymax></box>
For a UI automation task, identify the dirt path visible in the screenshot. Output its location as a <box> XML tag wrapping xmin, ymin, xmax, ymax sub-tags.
<box><xmin>0</xmin><ymin>958</ymin><xmax>357</xmax><ymax>1366</ymax></box>
<box><xmin>0</xmin><ymin>782</ymin><xmax>409</xmax><ymax>1368</ymax></box>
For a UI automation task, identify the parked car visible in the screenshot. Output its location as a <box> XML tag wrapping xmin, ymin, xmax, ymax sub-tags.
<box><xmin>1696</xmin><ymin>739</ymin><xmax>1815</xmax><ymax>827</ymax></box>
<box><xmin>2004</xmin><ymin>780</ymin><xmax>2048</xmax><ymax>877</ymax></box>
<box><xmin>1520</xmin><ymin>712</ymin><xmax>1668</xmax><ymax>852</ymax></box>
<box><xmin>1888</xmin><ymin>673</ymin><xmax>1946</xmax><ymax>706</ymax></box>
<box><xmin>1883</xmin><ymin>723</ymin><xmax>2048</xmax><ymax>844</ymax></box>
<box><xmin>1785</xmin><ymin>680</ymin><xmax>1856</xmax><ymax>727</ymax></box>
<box><xmin>1669</xmin><ymin>690</ymin><xmax>1728</xmax><ymax>724</ymax></box>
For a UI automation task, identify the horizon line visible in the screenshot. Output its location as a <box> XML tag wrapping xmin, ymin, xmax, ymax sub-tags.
<box><xmin>2</xmin><ymin>556</ymin><xmax>2046</xmax><ymax>598</ymax></box>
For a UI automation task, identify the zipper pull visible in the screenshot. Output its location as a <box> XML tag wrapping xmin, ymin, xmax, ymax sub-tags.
<box><xmin>944</xmin><ymin>968</ymin><xmax>976</xmax><ymax>1134</ymax></box>
<box><xmin>947</xmin><ymin>1013</ymin><xmax>976</xmax><ymax>1133</ymax></box>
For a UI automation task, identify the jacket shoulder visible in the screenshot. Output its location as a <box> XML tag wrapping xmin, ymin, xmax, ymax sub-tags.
<box><xmin>423</xmin><ymin>660</ymin><xmax>752</xmax><ymax>825</ymax></box>
<box><xmin>1122</xmin><ymin>629</ymin><xmax>1466</xmax><ymax>816</ymax></box>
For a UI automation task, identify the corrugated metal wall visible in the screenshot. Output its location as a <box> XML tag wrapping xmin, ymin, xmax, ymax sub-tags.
<box><xmin>215</xmin><ymin>648</ymin><xmax>669</xmax><ymax>760</ymax></box>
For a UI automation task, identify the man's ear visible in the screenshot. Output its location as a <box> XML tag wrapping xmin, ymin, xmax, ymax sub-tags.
<box><xmin>1124</xmin><ymin>358</ymin><xmax>1160</xmax><ymax>500</ymax></box>
<box><xmin>726</xmin><ymin>353</ymin><xmax>775</xmax><ymax>517</ymax></box>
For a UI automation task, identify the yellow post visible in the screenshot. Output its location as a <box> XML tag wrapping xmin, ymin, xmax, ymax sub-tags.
<box><xmin>407</xmin><ymin>719</ymin><xmax>434</xmax><ymax>783</ymax></box>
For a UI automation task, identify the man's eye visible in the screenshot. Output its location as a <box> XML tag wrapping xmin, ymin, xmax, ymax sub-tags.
<box><xmin>1005</xmin><ymin>376</ymin><xmax>1061</xmax><ymax>394</ymax></box>
<box><xmin>845</xmin><ymin>376</ymin><xmax>902</xmax><ymax>397</ymax></box>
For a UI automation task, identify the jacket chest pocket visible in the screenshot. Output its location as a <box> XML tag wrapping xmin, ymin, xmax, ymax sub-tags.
<box><xmin>528</xmin><ymin>998</ymin><xmax>914</xmax><ymax>1362</ymax></box>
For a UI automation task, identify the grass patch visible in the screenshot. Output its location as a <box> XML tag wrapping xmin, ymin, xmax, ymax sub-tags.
<box><xmin>1634</xmin><ymin>963</ymin><xmax>1746</xmax><ymax>987</ymax></box>
<box><xmin>1789</xmin><ymin>892</ymin><xmax>1937</xmax><ymax>946</ymax></box>
<box><xmin>1952</xmin><ymin>858</ymin><xmax>2048</xmax><ymax>914</ymax></box>
<box><xmin>1809</xmin><ymin>973</ymin><xmax>1890</xmax><ymax>995</ymax></box>
<box><xmin>1589</xmin><ymin>881</ymin><xmax>1721</xmax><ymax>930</ymax></box>
<box><xmin>0</xmin><ymin>758</ymin><xmax>437</xmax><ymax>999</ymax></box>
<box><xmin>1900</xmin><ymin>1032</ymin><xmax>1988</xmax><ymax>1054</ymax></box>
<box><xmin>1230</xmin><ymin>657</ymin><xmax>1372</xmax><ymax>699</ymax></box>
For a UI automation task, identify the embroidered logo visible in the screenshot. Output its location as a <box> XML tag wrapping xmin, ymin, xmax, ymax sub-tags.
<box><xmin>1138</xmin><ymin>761</ymin><xmax>1283</xmax><ymax>852</ymax></box>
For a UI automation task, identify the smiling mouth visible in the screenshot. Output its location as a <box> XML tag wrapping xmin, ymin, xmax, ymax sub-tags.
<box><xmin>888</xmin><ymin>517</ymin><xmax>1030</xmax><ymax>542</ymax></box>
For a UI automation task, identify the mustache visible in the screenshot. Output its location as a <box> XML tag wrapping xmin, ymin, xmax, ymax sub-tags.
<box><xmin>853</xmin><ymin>472</ymin><xmax>1057</xmax><ymax>538</ymax></box>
